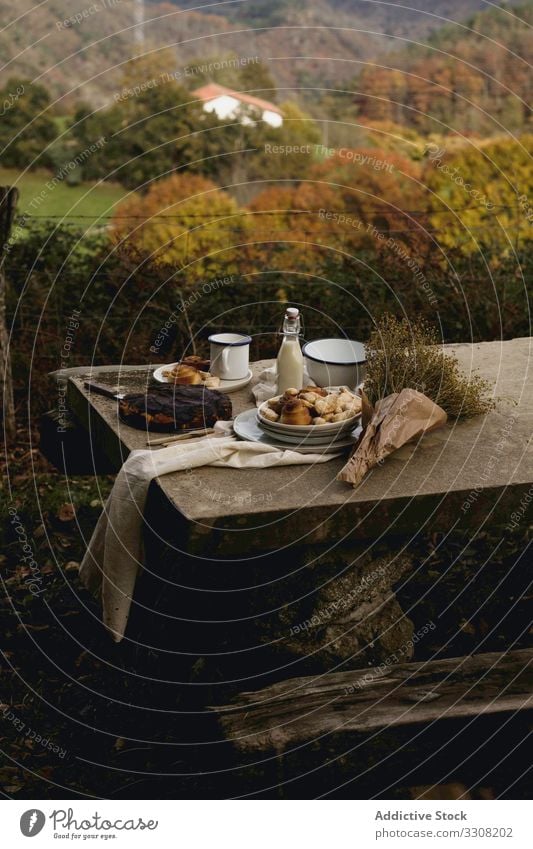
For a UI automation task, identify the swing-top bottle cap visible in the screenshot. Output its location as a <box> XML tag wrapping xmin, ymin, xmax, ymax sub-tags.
<box><xmin>286</xmin><ymin>308</ymin><xmax>299</xmax><ymax>319</ymax></box>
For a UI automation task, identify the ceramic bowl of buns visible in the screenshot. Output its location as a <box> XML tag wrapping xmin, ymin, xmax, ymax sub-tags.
<box><xmin>257</xmin><ymin>386</ymin><xmax>362</xmax><ymax>444</ymax></box>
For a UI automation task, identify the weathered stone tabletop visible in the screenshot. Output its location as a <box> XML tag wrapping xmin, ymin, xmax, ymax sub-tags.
<box><xmin>66</xmin><ymin>339</ymin><xmax>532</xmax><ymax>557</ymax></box>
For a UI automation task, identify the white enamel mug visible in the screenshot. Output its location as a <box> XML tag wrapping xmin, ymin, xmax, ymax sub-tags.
<box><xmin>209</xmin><ymin>332</ymin><xmax>251</xmax><ymax>380</ymax></box>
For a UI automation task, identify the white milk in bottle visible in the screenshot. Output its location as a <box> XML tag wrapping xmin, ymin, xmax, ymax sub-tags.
<box><xmin>276</xmin><ymin>307</ymin><xmax>304</xmax><ymax>393</ymax></box>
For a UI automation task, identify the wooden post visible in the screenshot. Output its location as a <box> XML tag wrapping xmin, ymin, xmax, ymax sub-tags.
<box><xmin>0</xmin><ymin>186</ymin><xmax>19</xmax><ymax>442</ymax></box>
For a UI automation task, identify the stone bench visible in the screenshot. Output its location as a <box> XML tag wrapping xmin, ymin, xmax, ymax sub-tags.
<box><xmin>211</xmin><ymin>648</ymin><xmax>533</xmax><ymax>797</ymax></box>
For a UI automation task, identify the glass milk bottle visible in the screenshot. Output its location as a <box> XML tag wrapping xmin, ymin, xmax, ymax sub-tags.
<box><xmin>276</xmin><ymin>307</ymin><xmax>304</xmax><ymax>393</ymax></box>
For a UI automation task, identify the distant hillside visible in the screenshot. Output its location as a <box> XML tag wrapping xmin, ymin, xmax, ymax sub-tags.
<box><xmin>354</xmin><ymin>4</ymin><xmax>533</xmax><ymax>134</ymax></box>
<box><xmin>0</xmin><ymin>0</ymin><xmax>529</xmax><ymax>110</ymax></box>
<box><xmin>161</xmin><ymin>0</ymin><xmax>525</xmax><ymax>35</ymax></box>
<box><xmin>0</xmin><ymin>0</ymin><xmax>232</xmax><ymax>107</ymax></box>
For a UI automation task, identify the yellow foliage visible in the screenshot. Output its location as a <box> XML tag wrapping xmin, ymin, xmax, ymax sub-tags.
<box><xmin>112</xmin><ymin>173</ymin><xmax>247</xmax><ymax>282</ymax></box>
<box><xmin>423</xmin><ymin>135</ymin><xmax>533</xmax><ymax>254</ymax></box>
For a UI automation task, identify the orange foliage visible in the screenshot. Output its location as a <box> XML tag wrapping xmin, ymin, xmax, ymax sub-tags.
<box><xmin>308</xmin><ymin>149</ymin><xmax>427</xmax><ymax>251</ymax></box>
<box><xmin>112</xmin><ymin>173</ymin><xmax>246</xmax><ymax>283</ymax></box>
<box><xmin>246</xmin><ymin>147</ymin><xmax>429</xmax><ymax>270</ymax></box>
<box><xmin>246</xmin><ymin>182</ymin><xmax>342</xmax><ymax>272</ymax></box>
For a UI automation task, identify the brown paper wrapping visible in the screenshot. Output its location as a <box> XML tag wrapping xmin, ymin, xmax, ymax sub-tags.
<box><xmin>338</xmin><ymin>388</ymin><xmax>447</xmax><ymax>486</ymax></box>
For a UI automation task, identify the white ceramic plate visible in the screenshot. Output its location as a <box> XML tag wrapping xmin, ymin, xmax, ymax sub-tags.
<box><xmin>233</xmin><ymin>409</ymin><xmax>359</xmax><ymax>454</ymax></box>
<box><xmin>153</xmin><ymin>364</ymin><xmax>253</xmax><ymax>394</ymax></box>
<box><xmin>259</xmin><ymin>415</ymin><xmax>357</xmax><ymax>440</ymax></box>
<box><xmin>258</xmin><ymin>421</ymin><xmax>359</xmax><ymax>445</ymax></box>
<box><xmin>258</xmin><ymin>407</ymin><xmax>359</xmax><ymax>433</ymax></box>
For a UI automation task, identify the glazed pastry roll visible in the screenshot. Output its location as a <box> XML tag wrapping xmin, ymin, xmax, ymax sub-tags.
<box><xmin>164</xmin><ymin>364</ymin><xmax>202</xmax><ymax>385</ymax></box>
<box><xmin>301</xmin><ymin>386</ymin><xmax>327</xmax><ymax>397</ymax></box>
<box><xmin>280</xmin><ymin>399</ymin><xmax>312</xmax><ymax>426</ymax></box>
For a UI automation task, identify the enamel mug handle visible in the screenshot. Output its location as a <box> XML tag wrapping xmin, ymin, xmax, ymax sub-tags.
<box><xmin>219</xmin><ymin>346</ymin><xmax>230</xmax><ymax>378</ymax></box>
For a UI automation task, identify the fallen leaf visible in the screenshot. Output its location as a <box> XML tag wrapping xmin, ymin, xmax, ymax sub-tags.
<box><xmin>411</xmin><ymin>783</ymin><xmax>471</xmax><ymax>800</ymax></box>
<box><xmin>478</xmin><ymin>618</ymin><xmax>489</xmax><ymax>636</ymax></box>
<box><xmin>478</xmin><ymin>787</ymin><xmax>496</xmax><ymax>799</ymax></box>
<box><xmin>58</xmin><ymin>503</ymin><xmax>76</xmax><ymax>522</ymax></box>
<box><xmin>39</xmin><ymin>767</ymin><xmax>54</xmax><ymax>779</ymax></box>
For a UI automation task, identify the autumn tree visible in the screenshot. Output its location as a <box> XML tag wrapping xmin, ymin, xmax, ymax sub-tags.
<box><xmin>246</xmin><ymin>182</ymin><xmax>338</xmax><ymax>272</ymax></box>
<box><xmin>423</xmin><ymin>135</ymin><xmax>533</xmax><ymax>254</ymax></box>
<box><xmin>240</xmin><ymin>60</ymin><xmax>278</xmax><ymax>100</ymax></box>
<box><xmin>354</xmin><ymin>5</ymin><xmax>533</xmax><ymax>134</ymax></box>
<box><xmin>111</xmin><ymin>173</ymin><xmax>247</xmax><ymax>282</ymax></box>
<box><xmin>309</xmin><ymin>148</ymin><xmax>426</xmax><ymax>250</ymax></box>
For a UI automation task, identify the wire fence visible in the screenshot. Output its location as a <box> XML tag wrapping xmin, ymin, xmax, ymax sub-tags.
<box><xmin>17</xmin><ymin>201</ymin><xmax>522</xmax><ymax>221</ymax></box>
<box><xmin>10</xmin><ymin>203</ymin><xmax>527</xmax><ymax>259</ymax></box>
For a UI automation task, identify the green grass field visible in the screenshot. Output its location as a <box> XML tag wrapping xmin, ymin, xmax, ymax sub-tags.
<box><xmin>0</xmin><ymin>167</ymin><xmax>128</xmax><ymax>224</ymax></box>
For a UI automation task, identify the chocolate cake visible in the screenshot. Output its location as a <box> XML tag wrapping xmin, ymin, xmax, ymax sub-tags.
<box><xmin>119</xmin><ymin>386</ymin><xmax>232</xmax><ymax>432</ymax></box>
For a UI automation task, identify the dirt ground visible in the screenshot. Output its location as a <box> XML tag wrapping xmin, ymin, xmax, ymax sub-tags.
<box><xmin>1</xmin><ymin>427</ymin><xmax>531</xmax><ymax>799</ymax></box>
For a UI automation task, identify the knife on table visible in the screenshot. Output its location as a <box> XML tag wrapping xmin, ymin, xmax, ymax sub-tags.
<box><xmin>83</xmin><ymin>381</ymin><xmax>218</xmax><ymax>443</ymax></box>
<box><xmin>83</xmin><ymin>381</ymin><xmax>126</xmax><ymax>400</ymax></box>
<box><xmin>83</xmin><ymin>380</ymin><xmax>174</xmax><ymax>400</ymax></box>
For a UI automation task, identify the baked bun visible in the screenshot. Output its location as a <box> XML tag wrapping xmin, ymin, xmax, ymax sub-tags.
<box><xmin>163</xmin><ymin>364</ymin><xmax>202</xmax><ymax>385</ymax></box>
<box><xmin>280</xmin><ymin>399</ymin><xmax>313</xmax><ymax>426</ymax></box>
<box><xmin>181</xmin><ymin>355</ymin><xmax>211</xmax><ymax>371</ymax></box>
<box><xmin>301</xmin><ymin>385</ymin><xmax>327</xmax><ymax>397</ymax></box>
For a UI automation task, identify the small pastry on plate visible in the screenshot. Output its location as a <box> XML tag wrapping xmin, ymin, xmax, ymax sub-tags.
<box><xmin>315</xmin><ymin>394</ymin><xmax>339</xmax><ymax>416</ymax></box>
<box><xmin>299</xmin><ymin>391</ymin><xmax>320</xmax><ymax>404</ymax></box>
<box><xmin>332</xmin><ymin>410</ymin><xmax>354</xmax><ymax>422</ymax></box>
<box><xmin>261</xmin><ymin>407</ymin><xmax>280</xmax><ymax>422</ymax></box>
<box><xmin>163</xmin><ymin>364</ymin><xmax>202</xmax><ymax>385</ymax></box>
<box><xmin>268</xmin><ymin>395</ymin><xmax>283</xmax><ymax>414</ymax></box>
<box><xmin>281</xmin><ymin>388</ymin><xmax>299</xmax><ymax>403</ymax></box>
<box><xmin>280</xmin><ymin>399</ymin><xmax>312</xmax><ymax>426</ymax></box>
<box><xmin>181</xmin><ymin>355</ymin><xmax>211</xmax><ymax>371</ymax></box>
<box><xmin>301</xmin><ymin>385</ymin><xmax>327</xmax><ymax>397</ymax></box>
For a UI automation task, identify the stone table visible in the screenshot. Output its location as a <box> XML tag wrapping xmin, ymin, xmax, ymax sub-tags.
<box><xmin>65</xmin><ymin>339</ymin><xmax>532</xmax><ymax>688</ymax></box>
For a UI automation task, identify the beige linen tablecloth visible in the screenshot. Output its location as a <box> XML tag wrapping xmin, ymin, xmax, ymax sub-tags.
<box><xmin>79</xmin><ymin>429</ymin><xmax>338</xmax><ymax>642</ymax></box>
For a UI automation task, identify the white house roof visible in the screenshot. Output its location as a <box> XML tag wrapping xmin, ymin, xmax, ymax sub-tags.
<box><xmin>192</xmin><ymin>83</ymin><xmax>282</xmax><ymax>116</ymax></box>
